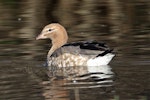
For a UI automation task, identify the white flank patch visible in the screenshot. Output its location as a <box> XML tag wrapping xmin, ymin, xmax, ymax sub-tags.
<box><xmin>87</xmin><ymin>53</ymin><xmax>115</xmax><ymax>66</ymax></box>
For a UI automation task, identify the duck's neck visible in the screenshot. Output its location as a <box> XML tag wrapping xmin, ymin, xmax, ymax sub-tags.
<box><xmin>47</xmin><ymin>39</ymin><xmax>67</xmax><ymax>59</ymax></box>
<box><xmin>47</xmin><ymin>45</ymin><xmax>57</xmax><ymax>59</ymax></box>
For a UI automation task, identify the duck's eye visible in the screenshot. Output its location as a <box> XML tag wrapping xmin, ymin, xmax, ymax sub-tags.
<box><xmin>48</xmin><ymin>29</ymin><xmax>52</xmax><ymax>31</ymax></box>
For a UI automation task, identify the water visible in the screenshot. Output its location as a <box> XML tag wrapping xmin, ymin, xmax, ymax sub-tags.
<box><xmin>0</xmin><ymin>0</ymin><xmax>149</xmax><ymax>100</ymax></box>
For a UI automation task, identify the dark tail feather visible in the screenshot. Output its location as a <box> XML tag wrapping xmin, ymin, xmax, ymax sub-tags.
<box><xmin>96</xmin><ymin>49</ymin><xmax>113</xmax><ymax>57</ymax></box>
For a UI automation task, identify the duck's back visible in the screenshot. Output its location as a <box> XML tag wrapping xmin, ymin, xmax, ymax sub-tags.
<box><xmin>48</xmin><ymin>41</ymin><xmax>114</xmax><ymax>67</ymax></box>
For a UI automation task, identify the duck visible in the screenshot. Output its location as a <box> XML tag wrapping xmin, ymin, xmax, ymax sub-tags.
<box><xmin>36</xmin><ymin>23</ymin><xmax>115</xmax><ymax>67</ymax></box>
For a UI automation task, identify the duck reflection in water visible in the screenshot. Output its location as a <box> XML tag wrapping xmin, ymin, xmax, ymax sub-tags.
<box><xmin>42</xmin><ymin>65</ymin><xmax>114</xmax><ymax>100</ymax></box>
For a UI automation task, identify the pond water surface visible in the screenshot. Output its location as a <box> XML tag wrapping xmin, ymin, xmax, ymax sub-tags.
<box><xmin>0</xmin><ymin>0</ymin><xmax>149</xmax><ymax>100</ymax></box>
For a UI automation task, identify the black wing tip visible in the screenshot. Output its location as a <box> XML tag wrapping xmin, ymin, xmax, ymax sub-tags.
<box><xmin>96</xmin><ymin>49</ymin><xmax>114</xmax><ymax>57</ymax></box>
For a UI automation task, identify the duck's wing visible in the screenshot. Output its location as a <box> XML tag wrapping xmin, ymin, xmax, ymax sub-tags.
<box><xmin>52</xmin><ymin>41</ymin><xmax>114</xmax><ymax>58</ymax></box>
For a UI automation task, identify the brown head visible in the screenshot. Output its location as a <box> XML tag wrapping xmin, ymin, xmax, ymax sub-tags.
<box><xmin>36</xmin><ymin>23</ymin><xmax>68</xmax><ymax>57</ymax></box>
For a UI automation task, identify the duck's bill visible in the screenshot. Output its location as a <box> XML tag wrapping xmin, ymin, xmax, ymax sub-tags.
<box><xmin>36</xmin><ymin>33</ymin><xmax>46</xmax><ymax>40</ymax></box>
<box><xmin>36</xmin><ymin>35</ymin><xmax>41</xmax><ymax>40</ymax></box>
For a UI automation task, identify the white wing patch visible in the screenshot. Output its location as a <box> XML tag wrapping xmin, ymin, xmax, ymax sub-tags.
<box><xmin>87</xmin><ymin>53</ymin><xmax>115</xmax><ymax>66</ymax></box>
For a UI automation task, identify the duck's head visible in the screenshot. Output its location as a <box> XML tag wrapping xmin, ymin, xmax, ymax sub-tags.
<box><xmin>36</xmin><ymin>23</ymin><xmax>68</xmax><ymax>47</ymax></box>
